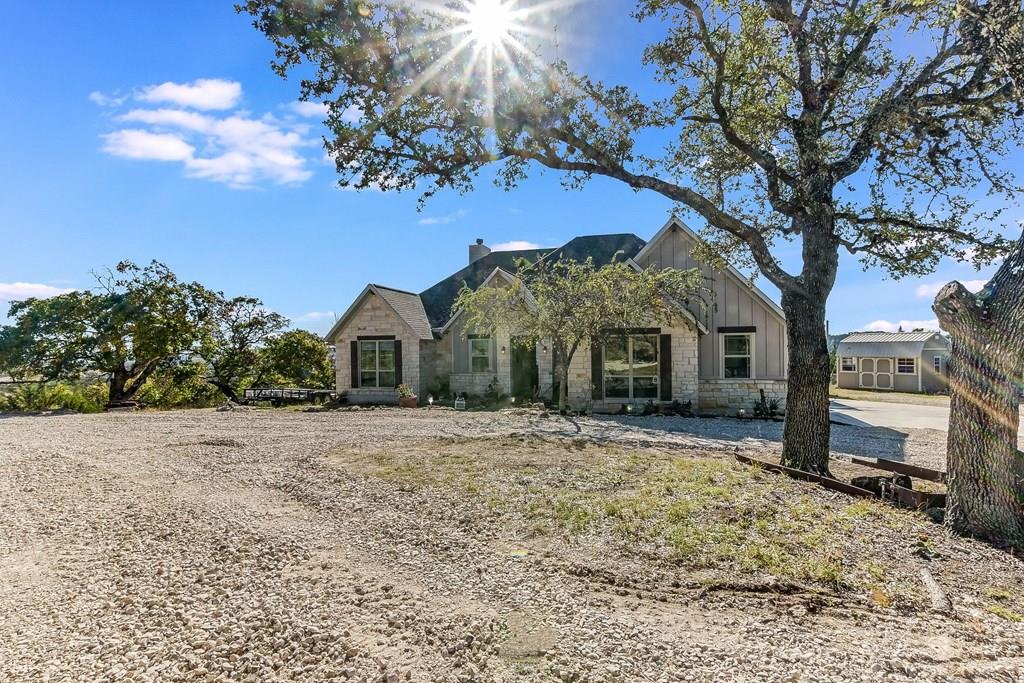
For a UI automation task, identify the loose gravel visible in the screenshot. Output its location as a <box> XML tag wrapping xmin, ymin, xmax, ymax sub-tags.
<box><xmin>0</xmin><ymin>408</ymin><xmax>1020</xmax><ymax>683</ymax></box>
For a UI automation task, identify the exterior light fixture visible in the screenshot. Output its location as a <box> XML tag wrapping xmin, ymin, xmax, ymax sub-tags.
<box><xmin>626</xmin><ymin>403</ymin><xmax>633</xmax><ymax>414</ymax></box>
<box><xmin>501</xmin><ymin>345</ymin><xmax>506</xmax><ymax>354</ymax></box>
<box><xmin>542</xmin><ymin>344</ymin><xmax>548</xmax><ymax>354</ymax></box>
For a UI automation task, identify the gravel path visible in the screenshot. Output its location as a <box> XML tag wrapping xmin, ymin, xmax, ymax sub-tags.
<box><xmin>0</xmin><ymin>408</ymin><xmax>1019</xmax><ymax>682</ymax></box>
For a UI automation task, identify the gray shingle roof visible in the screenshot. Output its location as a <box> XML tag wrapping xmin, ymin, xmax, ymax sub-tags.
<box><xmin>371</xmin><ymin>285</ymin><xmax>433</xmax><ymax>340</ymax></box>
<box><xmin>418</xmin><ymin>234</ymin><xmax>646</xmax><ymax>329</ymax></box>
<box><xmin>418</xmin><ymin>248</ymin><xmax>554</xmax><ymax>329</ymax></box>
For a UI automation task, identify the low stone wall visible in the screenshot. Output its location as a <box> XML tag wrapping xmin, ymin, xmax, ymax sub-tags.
<box><xmin>698</xmin><ymin>379</ymin><xmax>787</xmax><ymax>416</ymax></box>
<box><xmin>450</xmin><ymin>373</ymin><xmax>503</xmax><ymax>397</ymax></box>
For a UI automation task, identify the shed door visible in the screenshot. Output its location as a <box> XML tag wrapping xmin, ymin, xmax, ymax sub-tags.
<box><xmin>858</xmin><ymin>358</ymin><xmax>893</xmax><ymax>390</ymax></box>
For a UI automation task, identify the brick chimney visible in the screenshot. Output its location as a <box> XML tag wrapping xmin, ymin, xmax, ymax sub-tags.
<box><xmin>469</xmin><ymin>238</ymin><xmax>491</xmax><ymax>264</ymax></box>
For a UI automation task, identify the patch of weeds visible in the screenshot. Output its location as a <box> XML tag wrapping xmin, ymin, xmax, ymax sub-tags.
<box><xmin>985</xmin><ymin>586</ymin><xmax>1013</xmax><ymax>601</ymax></box>
<box><xmin>551</xmin><ymin>497</ymin><xmax>597</xmax><ymax>534</ymax></box>
<box><xmin>862</xmin><ymin>561</ymin><xmax>886</xmax><ymax>584</ymax></box>
<box><xmin>985</xmin><ymin>604</ymin><xmax>1024</xmax><ymax>622</ymax></box>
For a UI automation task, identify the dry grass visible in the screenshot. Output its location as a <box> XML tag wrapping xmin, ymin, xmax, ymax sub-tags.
<box><xmin>328</xmin><ymin>434</ymin><xmax>1016</xmax><ymax>611</ymax></box>
<box><xmin>829</xmin><ymin>386</ymin><xmax>949</xmax><ymax>406</ymax></box>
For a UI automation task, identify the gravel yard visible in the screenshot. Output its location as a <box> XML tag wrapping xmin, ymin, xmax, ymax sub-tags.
<box><xmin>1</xmin><ymin>408</ymin><xmax>1022</xmax><ymax>683</ymax></box>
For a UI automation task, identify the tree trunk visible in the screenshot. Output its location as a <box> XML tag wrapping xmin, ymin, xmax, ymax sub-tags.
<box><xmin>557</xmin><ymin>353</ymin><xmax>570</xmax><ymax>414</ymax></box>
<box><xmin>108</xmin><ymin>368</ymin><xmax>130</xmax><ymax>404</ymax></box>
<box><xmin>210</xmin><ymin>379</ymin><xmax>240</xmax><ymax>403</ymax></box>
<box><xmin>779</xmin><ymin>289</ymin><xmax>833</xmax><ymax>475</ymax></box>
<box><xmin>933</xmin><ymin>234</ymin><xmax>1024</xmax><ymax>547</ymax></box>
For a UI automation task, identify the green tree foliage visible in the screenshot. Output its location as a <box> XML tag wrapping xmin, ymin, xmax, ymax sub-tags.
<box><xmin>453</xmin><ymin>258</ymin><xmax>704</xmax><ymax>412</ymax></box>
<box><xmin>0</xmin><ymin>382</ymin><xmax>108</xmax><ymax>414</ymax></box>
<box><xmin>258</xmin><ymin>329</ymin><xmax>334</xmax><ymax>389</ymax></box>
<box><xmin>240</xmin><ymin>0</ymin><xmax>1023</xmax><ymax>472</ymax></box>
<box><xmin>198</xmin><ymin>295</ymin><xmax>289</xmax><ymax>402</ymax></box>
<box><xmin>1</xmin><ymin>261</ymin><xmax>213</xmax><ymax>404</ymax></box>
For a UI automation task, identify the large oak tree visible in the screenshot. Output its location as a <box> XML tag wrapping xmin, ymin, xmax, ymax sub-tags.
<box><xmin>934</xmin><ymin>232</ymin><xmax>1024</xmax><ymax>547</ymax></box>
<box><xmin>242</xmin><ymin>0</ymin><xmax>1022</xmax><ymax>472</ymax></box>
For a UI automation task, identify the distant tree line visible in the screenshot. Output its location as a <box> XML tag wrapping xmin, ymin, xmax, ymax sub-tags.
<box><xmin>0</xmin><ymin>260</ymin><xmax>332</xmax><ymax>409</ymax></box>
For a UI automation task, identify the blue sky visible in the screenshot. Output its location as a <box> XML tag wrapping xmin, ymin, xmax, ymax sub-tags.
<box><xmin>0</xmin><ymin>1</ymin><xmax>1017</xmax><ymax>335</ymax></box>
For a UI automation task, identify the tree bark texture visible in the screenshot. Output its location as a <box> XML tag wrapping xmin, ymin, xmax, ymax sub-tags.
<box><xmin>779</xmin><ymin>290</ymin><xmax>833</xmax><ymax>475</ymax></box>
<box><xmin>934</xmin><ymin>234</ymin><xmax>1024</xmax><ymax>547</ymax></box>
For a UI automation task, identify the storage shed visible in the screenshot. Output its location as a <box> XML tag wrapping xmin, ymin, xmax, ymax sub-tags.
<box><xmin>836</xmin><ymin>331</ymin><xmax>950</xmax><ymax>393</ymax></box>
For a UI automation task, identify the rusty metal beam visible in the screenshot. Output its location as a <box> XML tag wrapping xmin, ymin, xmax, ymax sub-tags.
<box><xmin>841</xmin><ymin>456</ymin><xmax>947</xmax><ymax>483</ymax></box>
<box><xmin>734</xmin><ymin>454</ymin><xmax>877</xmax><ymax>498</ymax></box>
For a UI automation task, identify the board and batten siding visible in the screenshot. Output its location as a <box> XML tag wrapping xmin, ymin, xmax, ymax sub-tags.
<box><xmin>635</xmin><ymin>225</ymin><xmax>788</xmax><ymax>380</ymax></box>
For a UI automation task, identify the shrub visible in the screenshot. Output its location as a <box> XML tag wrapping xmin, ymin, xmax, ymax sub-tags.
<box><xmin>0</xmin><ymin>382</ymin><xmax>106</xmax><ymax>413</ymax></box>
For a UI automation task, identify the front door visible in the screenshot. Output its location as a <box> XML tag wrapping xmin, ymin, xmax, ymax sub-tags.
<box><xmin>859</xmin><ymin>357</ymin><xmax>893</xmax><ymax>390</ymax></box>
<box><xmin>511</xmin><ymin>340</ymin><xmax>539</xmax><ymax>399</ymax></box>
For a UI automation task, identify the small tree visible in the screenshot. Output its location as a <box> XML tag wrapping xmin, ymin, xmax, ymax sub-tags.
<box><xmin>0</xmin><ymin>261</ymin><xmax>213</xmax><ymax>405</ymax></box>
<box><xmin>453</xmin><ymin>258</ymin><xmax>704</xmax><ymax>412</ymax></box>
<box><xmin>933</xmin><ymin>231</ymin><xmax>1024</xmax><ymax>547</ymax></box>
<box><xmin>258</xmin><ymin>329</ymin><xmax>334</xmax><ymax>389</ymax></box>
<box><xmin>199</xmin><ymin>295</ymin><xmax>289</xmax><ymax>402</ymax></box>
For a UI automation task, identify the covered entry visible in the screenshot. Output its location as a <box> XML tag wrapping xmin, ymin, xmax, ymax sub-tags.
<box><xmin>859</xmin><ymin>358</ymin><xmax>893</xmax><ymax>390</ymax></box>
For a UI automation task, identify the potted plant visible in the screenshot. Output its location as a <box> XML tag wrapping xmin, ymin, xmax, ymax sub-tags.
<box><xmin>397</xmin><ymin>384</ymin><xmax>418</xmax><ymax>408</ymax></box>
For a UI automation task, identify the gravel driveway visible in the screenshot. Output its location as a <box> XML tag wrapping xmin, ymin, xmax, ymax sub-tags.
<box><xmin>1</xmin><ymin>408</ymin><xmax>1020</xmax><ymax>682</ymax></box>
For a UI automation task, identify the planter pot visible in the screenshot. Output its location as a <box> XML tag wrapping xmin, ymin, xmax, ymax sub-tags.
<box><xmin>398</xmin><ymin>396</ymin><xmax>418</xmax><ymax>409</ymax></box>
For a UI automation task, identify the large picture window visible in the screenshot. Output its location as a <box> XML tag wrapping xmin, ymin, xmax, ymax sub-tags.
<box><xmin>603</xmin><ymin>335</ymin><xmax>659</xmax><ymax>399</ymax></box>
<box><xmin>722</xmin><ymin>334</ymin><xmax>753</xmax><ymax>379</ymax></box>
<box><xmin>359</xmin><ymin>339</ymin><xmax>396</xmax><ymax>387</ymax></box>
<box><xmin>469</xmin><ymin>336</ymin><xmax>492</xmax><ymax>373</ymax></box>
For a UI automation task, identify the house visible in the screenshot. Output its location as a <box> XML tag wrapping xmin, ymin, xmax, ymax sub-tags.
<box><xmin>324</xmin><ymin>217</ymin><xmax>789</xmax><ymax>414</ymax></box>
<box><xmin>835</xmin><ymin>331</ymin><xmax>950</xmax><ymax>393</ymax></box>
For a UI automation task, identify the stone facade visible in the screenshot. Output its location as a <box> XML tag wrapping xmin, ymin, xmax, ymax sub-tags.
<box><xmin>698</xmin><ymin>379</ymin><xmax>787</xmax><ymax>415</ymax></box>
<box><xmin>333</xmin><ymin>292</ymin><xmax>422</xmax><ymax>404</ymax></box>
<box><xmin>563</xmin><ymin>323</ymin><xmax>700</xmax><ymax>413</ymax></box>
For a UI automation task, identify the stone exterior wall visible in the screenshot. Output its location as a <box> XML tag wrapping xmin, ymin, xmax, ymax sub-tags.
<box><xmin>564</xmin><ymin>324</ymin><xmax>700</xmax><ymax>413</ymax></box>
<box><xmin>698</xmin><ymin>379</ymin><xmax>787</xmax><ymax>415</ymax></box>
<box><xmin>418</xmin><ymin>338</ymin><xmax>451</xmax><ymax>398</ymax></box>
<box><xmin>333</xmin><ymin>292</ymin><xmax>421</xmax><ymax>404</ymax></box>
<box><xmin>450</xmin><ymin>327</ymin><xmax>511</xmax><ymax>397</ymax></box>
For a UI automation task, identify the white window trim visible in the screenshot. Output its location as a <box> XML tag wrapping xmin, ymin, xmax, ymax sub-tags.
<box><xmin>602</xmin><ymin>334</ymin><xmax>660</xmax><ymax>401</ymax></box>
<box><xmin>932</xmin><ymin>356</ymin><xmax>942</xmax><ymax>372</ymax></box>
<box><xmin>358</xmin><ymin>339</ymin><xmax>397</xmax><ymax>388</ymax></box>
<box><xmin>896</xmin><ymin>357</ymin><xmax>917</xmax><ymax>375</ymax></box>
<box><xmin>468</xmin><ymin>336</ymin><xmax>493</xmax><ymax>374</ymax></box>
<box><xmin>840</xmin><ymin>357</ymin><xmax>857</xmax><ymax>373</ymax></box>
<box><xmin>719</xmin><ymin>332</ymin><xmax>756</xmax><ymax>380</ymax></box>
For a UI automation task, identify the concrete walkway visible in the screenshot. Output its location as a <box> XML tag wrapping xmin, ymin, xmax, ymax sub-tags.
<box><xmin>830</xmin><ymin>398</ymin><xmax>1024</xmax><ymax>443</ymax></box>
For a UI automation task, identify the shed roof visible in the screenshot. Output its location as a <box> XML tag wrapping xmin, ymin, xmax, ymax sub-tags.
<box><xmin>841</xmin><ymin>331</ymin><xmax>940</xmax><ymax>344</ymax></box>
<box><xmin>837</xmin><ymin>330</ymin><xmax>947</xmax><ymax>358</ymax></box>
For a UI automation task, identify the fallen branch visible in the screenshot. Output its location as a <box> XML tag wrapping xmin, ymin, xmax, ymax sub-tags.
<box><xmin>919</xmin><ymin>568</ymin><xmax>952</xmax><ymax>614</ymax></box>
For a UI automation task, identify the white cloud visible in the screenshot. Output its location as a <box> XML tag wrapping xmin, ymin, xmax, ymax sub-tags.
<box><xmin>88</xmin><ymin>90</ymin><xmax>126</xmax><ymax>107</ymax></box>
<box><xmin>295</xmin><ymin>311</ymin><xmax>336</xmax><ymax>321</ymax></box>
<box><xmin>291</xmin><ymin>101</ymin><xmax>328</xmax><ymax>117</ymax></box>
<box><xmin>103</xmin><ymin>103</ymin><xmax>314</xmax><ymax>188</ymax></box>
<box><xmin>0</xmin><ymin>282</ymin><xmax>75</xmax><ymax>301</ymax></box>
<box><xmin>862</xmin><ymin>319</ymin><xmax>941</xmax><ymax>333</ymax></box>
<box><xmin>492</xmin><ymin>240</ymin><xmax>543</xmax><ymax>251</ymax></box>
<box><xmin>418</xmin><ymin>209</ymin><xmax>468</xmax><ymax>225</ymax></box>
<box><xmin>101</xmin><ymin>129</ymin><xmax>195</xmax><ymax>161</ymax></box>
<box><xmin>138</xmin><ymin>78</ymin><xmax>242</xmax><ymax>110</ymax></box>
<box><xmin>914</xmin><ymin>279</ymin><xmax>987</xmax><ymax>299</ymax></box>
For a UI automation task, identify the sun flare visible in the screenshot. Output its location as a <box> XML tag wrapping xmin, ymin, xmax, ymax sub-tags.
<box><xmin>466</xmin><ymin>0</ymin><xmax>515</xmax><ymax>46</ymax></box>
